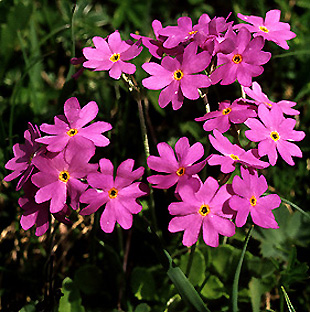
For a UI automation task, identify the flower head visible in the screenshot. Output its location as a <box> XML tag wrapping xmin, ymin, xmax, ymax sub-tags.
<box><xmin>195</xmin><ymin>99</ymin><xmax>256</xmax><ymax>133</ymax></box>
<box><xmin>36</xmin><ymin>97</ymin><xmax>112</xmax><ymax>153</ymax></box>
<box><xmin>235</xmin><ymin>10</ymin><xmax>296</xmax><ymax>50</ymax></box>
<box><xmin>243</xmin><ymin>81</ymin><xmax>300</xmax><ymax>115</ymax></box>
<box><xmin>245</xmin><ymin>104</ymin><xmax>305</xmax><ymax>166</ymax></box>
<box><xmin>83</xmin><ymin>31</ymin><xmax>143</xmax><ymax>79</ymax></box>
<box><xmin>229</xmin><ymin>167</ymin><xmax>280</xmax><ymax>228</ymax></box>
<box><xmin>131</xmin><ymin>20</ymin><xmax>183</xmax><ymax>59</ymax></box>
<box><xmin>158</xmin><ymin>16</ymin><xmax>199</xmax><ymax>49</ymax></box>
<box><xmin>31</xmin><ymin>145</ymin><xmax>97</xmax><ymax>213</ymax></box>
<box><xmin>4</xmin><ymin>122</ymin><xmax>44</xmax><ymax>190</ymax></box>
<box><xmin>210</xmin><ymin>27</ymin><xmax>271</xmax><ymax>87</ymax></box>
<box><xmin>207</xmin><ymin>129</ymin><xmax>269</xmax><ymax>173</ymax></box>
<box><xmin>142</xmin><ymin>42</ymin><xmax>211</xmax><ymax>110</ymax></box>
<box><xmin>147</xmin><ymin>137</ymin><xmax>206</xmax><ymax>193</ymax></box>
<box><xmin>79</xmin><ymin>158</ymin><xmax>148</xmax><ymax>233</ymax></box>
<box><xmin>195</xmin><ymin>14</ymin><xmax>235</xmax><ymax>55</ymax></box>
<box><xmin>168</xmin><ymin>176</ymin><xmax>235</xmax><ymax>247</ymax></box>
<box><xmin>19</xmin><ymin>181</ymin><xmax>71</xmax><ymax>236</ymax></box>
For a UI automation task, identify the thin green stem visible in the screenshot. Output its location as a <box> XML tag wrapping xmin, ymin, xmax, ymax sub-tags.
<box><xmin>232</xmin><ymin>225</ymin><xmax>253</xmax><ymax>312</ymax></box>
<box><xmin>121</xmin><ymin>73</ymin><xmax>157</xmax><ymax>230</ymax></box>
<box><xmin>186</xmin><ymin>243</ymin><xmax>197</xmax><ymax>277</ymax></box>
<box><xmin>280</xmin><ymin>196</ymin><xmax>310</xmax><ymax>220</ymax></box>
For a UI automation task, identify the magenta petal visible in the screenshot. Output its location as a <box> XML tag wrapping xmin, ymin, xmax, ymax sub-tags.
<box><xmin>147</xmin><ymin>173</ymin><xmax>178</xmax><ymax>189</ymax></box>
<box><xmin>181</xmin><ymin>142</ymin><xmax>204</xmax><ymax>166</ymax></box>
<box><xmin>158</xmin><ymin>82</ymin><xmax>178</xmax><ymax>108</ymax></box>
<box><xmin>251</xmin><ymin>209</ymin><xmax>279</xmax><ymax>229</ymax></box>
<box><xmin>168</xmin><ymin>214</ymin><xmax>202</xmax><ymax>247</ymax></box>
<box><xmin>276</xmin><ymin>140</ymin><xmax>302</xmax><ymax>166</ymax></box>
<box><xmin>99</xmin><ymin>158</ymin><xmax>114</xmax><ymax>176</ymax></box>
<box><xmin>75</xmin><ymin>101</ymin><xmax>98</xmax><ymax>128</ymax></box>
<box><xmin>35</xmin><ymin>208</ymin><xmax>50</xmax><ymax>236</ymax></box>
<box><xmin>258</xmin><ymin>139</ymin><xmax>277</xmax><ymax>165</ymax></box>
<box><xmin>210</xmin><ymin>215</ymin><xmax>235</xmax><ymax>237</ymax></box>
<box><xmin>202</xmin><ymin>218</ymin><xmax>219</xmax><ymax>247</ymax></box>
<box><xmin>79</xmin><ymin>189</ymin><xmax>109</xmax><ymax>215</ymax></box>
<box><xmin>64</xmin><ymin>97</ymin><xmax>81</xmax><ymax>124</ymax></box>
<box><xmin>20</xmin><ymin>212</ymin><xmax>37</xmax><ymax>230</ymax></box>
<box><xmin>118</xmin><ymin>196</ymin><xmax>143</xmax><ymax>214</ymax></box>
<box><xmin>142</xmin><ymin>75</ymin><xmax>173</xmax><ymax>90</ymax></box>
<box><xmin>78</xmin><ymin>121</ymin><xmax>112</xmax><ymax>147</ymax></box>
<box><xmin>168</xmin><ymin>202</ymin><xmax>198</xmax><ymax>216</ymax></box>
<box><xmin>114</xmin><ymin>200</ymin><xmax>133</xmax><ymax>230</ymax></box>
<box><xmin>100</xmin><ymin>202</ymin><xmax>117</xmax><ymax>233</ymax></box>
<box><xmin>229</xmin><ymin>196</ymin><xmax>250</xmax><ymax>227</ymax></box>
<box><xmin>67</xmin><ymin>178</ymin><xmax>88</xmax><ymax>210</ymax></box>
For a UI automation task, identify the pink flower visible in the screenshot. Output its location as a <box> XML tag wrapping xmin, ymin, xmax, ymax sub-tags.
<box><xmin>142</xmin><ymin>42</ymin><xmax>211</xmax><ymax>110</ymax></box>
<box><xmin>19</xmin><ymin>181</ymin><xmax>71</xmax><ymax>236</ymax></box>
<box><xmin>131</xmin><ymin>20</ymin><xmax>183</xmax><ymax>59</ymax></box>
<box><xmin>195</xmin><ymin>14</ymin><xmax>235</xmax><ymax>56</ymax></box>
<box><xmin>243</xmin><ymin>81</ymin><xmax>300</xmax><ymax>116</ymax></box>
<box><xmin>79</xmin><ymin>159</ymin><xmax>148</xmax><ymax>233</ymax></box>
<box><xmin>210</xmin><ymin>27</ymin><xmax>271</xmax><ymax>87</ymax></box>
<box><xmin>147</xmin><ymin>137</ymin><xmax>206</xmax><ymax>193</ymax></box>
<box><xmin>31</xmin><ymin>146</ymin><xmax>97</xmax><ymax>213</ymax></box>
<box><xmin>235</xmin><ymin>10</ymin><xmax>296</xmax><ymax>50</ymax></box>
<box><xmin>4</xmin><ymin>123</ymin><xmax>44</xmax><ymax>191</ymax></box>
<box><xmin>229</xmin><ymin>167</ymin><xmax>280</xmax><ymax>228</ymax></box>
<box><xmin>245</xmin><ymin>104</ymin><xmax>305</xmax><ymax>166</ymax></box>
<box><xmin>83</xmin><ymin>31</ymin><xmax>142</xmax><ymax>79</ymax></box>
<box><xmin>195</xmin><ymin>99</ymin><xmax>256</xmax><ymax>133</ymax></box>
<box><xmin>36</xmin><ymin>97</ymin><xmax>112</xmax><ymax>153</ymax></box>
<box><xmin>158</xmin><ymin>16</ymin><xmax>199</xmax><ymax>49</ymax></box>
<box><xmin>168</xmin><ymin>177</ymin><xmax>235</xmax><ymax>247</ymax></box>
<box><xmin>207</xmin><ymin>130</ymin><xmax>269</xmax><ymax>173</ymax></box>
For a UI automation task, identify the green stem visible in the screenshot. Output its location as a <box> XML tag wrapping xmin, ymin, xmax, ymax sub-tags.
<box><xmin>232</xmin><ymin>225</ymin><xmax>253</xmax><ymax>312</ymax></box>
<box><xmin>280</xmin><ymin>196</ymin><xmax>310</xmax><ymax>220</ymax></box>
<box><xmin>186</xmin><ymin>243</ymin><xmax>196</xmax><ymax>277</ymax></box>
<box><xmin>121</xmin><ymin>73</ymin><xmax>157</xmax><ymax>230</ymax></box>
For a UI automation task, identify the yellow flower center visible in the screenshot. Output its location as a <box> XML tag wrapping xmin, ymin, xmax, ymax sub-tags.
<box><xmin>199</xmin><ymin>204</ymin><xmax>210</xmax><ymax>217</ymax></box>
<box><xmin>232</xmin><ymin>54</ymin><xmax>243</xmax><ymax>64</ymax></box>
<box><xmin>108</xmin><ymin>187</ymin><xmax>118</xmax><ymax>199</ymax></box>
<box><xmin>259</xmin><ymin>26</ymin><xmax>269</xmax><ymax>33</ymax></box>
<box><xmin>173</xmin><ymin>69</ymin><xmax>184</xmax><ymax>81</ymax></box>
<box><xmin>230</xmin><ymin>154</ymin><xmax>240</xmax><ymax>161</ymax></box>
<box><xmin>176</xmin><ymin>167</ymin><xmax>186</xmax><ymax>177</ymax></box>
<box><xmin>249</xmin><ymin>195</ymin><xmax>257</xmax><ymax>206</ymax></box>
<box><xmin>59</xmin><ymin>170</ymin><xmax>70</xmax><ymax>183</ymax></box>
<box><xmin>222</xmin><ymin>107</ymin><xmax>232</xmax><ymax>115</ymax></box>
<box><xmin>66</xmin><ymin>128</ymin><xmax>78</xmax><ymax>137</ymax></box>
<box><xmin>110</xmin><ymin>53</ymin><xmax>121</xmax><ymax>62</ymax></box>
<box><xmin>188</xmin><ymin>30</ymin><xmax>198</xmax><ymax>35</ymax></box>
<box><xmin>265</xmin><ymin>102</ymin><xmax>273</xmax><ymax>107</ymax></box>
<box><xmin>270</xmin><ymin>131</ymin><xmax>280</xmax><ymax>142</ymax></box>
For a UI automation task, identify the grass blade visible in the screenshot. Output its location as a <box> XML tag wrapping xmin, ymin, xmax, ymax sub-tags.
<box><xmin>281</xmin><ymin>286</ymin><xmax>296</xmax><ymax>312</ymax></box>
<box><xmin>232</xmin><ymin>225</ymin><xmax>253</xmax><ymax>312</ymax></box>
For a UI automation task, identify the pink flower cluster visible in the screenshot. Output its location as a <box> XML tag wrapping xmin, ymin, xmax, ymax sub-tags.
<box><xmin>4</xmin><ymin>9</ymin><xmax>305</xmax><ymax>251</ymax></box>
<box><xmin>4</xmin><ymin>97</ymin><xmax>148</xmax><ymax>235</ymax></box>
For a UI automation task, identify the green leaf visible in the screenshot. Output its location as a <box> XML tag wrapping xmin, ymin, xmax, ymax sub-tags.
<box><xmin>74</xmin><ymin>264</ymin><xmax>103</xmax><ymax>295</ymax></box>
<box><xmin>134</xmin><ymin>303</ymin><xmax>151</xmax><ymax>312</ymax></box>
<box><xmin>249</xmin><ymin>277</ymin><xmax>271</xmax><ymax>312</ymax></box>
<box><xmin>59</xmin><ymin>277</ymin><xmax>85</xmax><ymax>312</ymax></box>
<box><xmin>131</xmin><ymin>267</ymin><xmax>156</xmax><ymax>300</ymax></box>
<box><xmin>179</xmin><ymin>248</ymin><xmax>205</xmax><ymax>286</ymax></box>
<box><xmin>19</xmin><ymin>304</ymin><xmax>36</xmax><ymax>312</ymax></box>
<box><xmin>200</xmin><ymin>275</ymin><xmax>226</xmax><ymax>300</ymax></box>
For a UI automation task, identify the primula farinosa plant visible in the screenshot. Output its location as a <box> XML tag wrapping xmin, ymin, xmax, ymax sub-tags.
<box><xmin>3</xmin><ymin>6</ymin><xmax>307</xmax><ymax>312</ymax></box>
